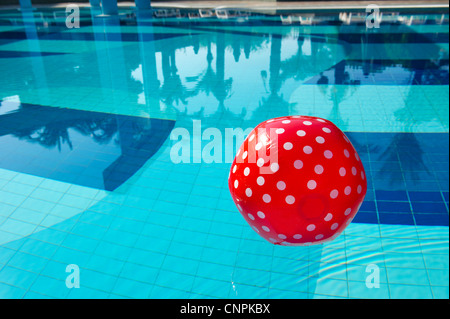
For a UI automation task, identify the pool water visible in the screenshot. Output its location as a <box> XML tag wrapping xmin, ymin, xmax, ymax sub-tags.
<box><xmin>0</xmin><ymin>6</ymin><xmax>448</xmax><ymax>299</ymax></box>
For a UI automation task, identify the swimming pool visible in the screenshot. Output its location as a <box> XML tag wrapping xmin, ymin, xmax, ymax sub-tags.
<box><xmin>0</xmin><ymin>5</ymin><xmax>448</xmax><ymax>299</ymax></box>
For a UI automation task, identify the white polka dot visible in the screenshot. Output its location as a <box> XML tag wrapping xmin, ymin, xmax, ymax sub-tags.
<box><xmin>249</xmin><ymin>134</ymin><xmax>255</xmax><ymax>142</ymax></box>
<box><xmin>245</xmin><ymin>188</ymin><xmax>252</xmax><ymax>197</ymax></box>
<box><xmin>285</xmin><ymin>195</ymin><xmax>295</xmax><ymax>204</ymax></box>
<box><xmin>314</xmin><ymin>165</ymin><xmax>324</xmax><ymax>174</ymax></box>
<box><xmin>361</xmin><ymin>171</ymin><xmax>365</xmax><ymax>180</ymax></box>
<box><xmin>293</xmin><ymin>234</ymin><xmax>302</xmax><ymax>239</ymax></box>
<box><xmin>294</xmin><ymin>160</ymin><xmax>303</xmax><ymax>169</ymax></box>
<box><xmin>324</xmin><ymin>213</ymin><xmax>333</xmax><ymax>221</ymax></box>
<box><xmin>262</xmin><ymin>226</ymin><xmax>270</xmax><ymax>232</ymax></box>
<box><xmin>275</xmin><ymin>128</ymin><xmax>285</xmax><ymax>134</ymax></box>
<box><xmin>303</xmin><ymin>146</ymin><xmax>313</xmax><ymax>154</ymax></box>
<box><xmin>344</xmin><ymin>208</ymin><xmax>352</xmax><ymax>215</ymax></box>
<box><xmin>307</xmin><ymin>180</ymin><xmax>317</xmax><ymax>190</ymax></box>
<box><xmin>324</xmin><ymin>150</ymin><xmax>333</xmax><ymax>159</ymax></box>
<box><xmin>344</xmin><ymin>149</ymin><xmax>350</xmax><ymax>158</ymax></box>
<box><xmin>269</xmin><ymin>238</ymin><xmax>277</xmax><ymax>242</ymax></box>
<box><xmin>317</xmin><ymin>119</ymin><xmax>326</xmax><ymax>123</ymax></box>
<box><xmin>282</xmin><ymin>120</ymin><xmax>291</xmax><ymax>124</ymax></box>
<box><xmin>322</xmin><ymin>127</ymin><xmax>331</xmax><ymax>133</ymax></box>
<box><xmin>257</xmin><ymin>176</ymin><xmax>265</xmax><ymax>186</ymax></box>
<box><xmin>237</xmin><ymin>204</ymin><xmax>243</xmax><ymax>212</ymax></box>
<box><xmin>344</xmin><ymin>186</ymin><xmax>351</xmax><ymax>195</ymax></box>
<box><xmin>331</xmin><ymin>223</ymin><xmax>339</xmax><ymax>230</ymax></box>
<box><xmin>352</xmin><ymin>167</ymin><xmax>357</xmax><ymax>175</ymax></box>
<box><xmin>355</xmin><ymin>152</ymin><xmax>360</xmax><ymax>161</ymax></box>
<box><xmin>244</xmin><ymin>167</ymin><xmax>250</xmax><ymax>176</ymax></box>
<box><xmin>307</xmin><ymin>224</ymin><xmax>316</xmax><ymax>231</ymax></box>
<box><xmin>315</xmin><ymin>234</ymin><xmax>324</xmax><ymax>240</ymax></box>
<box><xmin>297</xmin><ymin>130</ymin><xmax>306</xmax><ymax>137</ymax></box>
<box><xmin>357</xmin><ymin>185</ymin><xmax>362</xmax><ymax>194</ymax></box>
<box><xmin>242</xmin><ymin>151</ymin><xmax>248</xmax><ymax>160</ymax></box>
<box><xmin>330</xmin><ymin>189</ymin><xmax>338</xmax><ymax>199</ymax></box>
<box><xmin>316</xmin><ymin>136</ymin><xmax>325</xmax><ymax>144</ymax></box>
<box><xmin>255</xmin><ymin>143</ymin><xmax>262</xmax><ymax>151</ymax></box>
<box><xmin>303</xmin><ymin>121</ymin><xmax>312</xmax><ymax>126</ymax></box>
<box><xmin>252</xmin><ymin>226</ymin><xmax>259</xmax><ymax>233</ymax></box>
<box><xmin>257</xmin><ymin>158</ymin><xmax>265</xmax><ymax>167</ymax></box>
<box><xmin>283</xmin><ymin>142</ymin><xmax>293</xmax><ymax>150</ymax></box>
<box><xmin>343</xmin><ymin>135</ymin><xmax>350</xmax><ymax>143</ymax></box>
<box><xmin>248</xmin><ymin>213</ymin><xmax>255</xmax><ymax>220</ymax></box>
<box><xmin>263</xmin><ymin>194</ymin><xmax>271</xmax><ymax>203</ymax></box>
<box><xmin>232</xmin><ymin>165</ymin><xmax>237</xmax><ymax>173</ymax></box>
<box><xmin>257</xmin><ymin>211</ymin><xmax>265</xmax><ymax>219</ymax></box>
<box><xmin>270</xmin><ymin>163</ymin><xmax>279</xmax><ymax>173</ymax></box>
<box><xmin>278</xmin><ymin>234</ymin><xmax>287</xmax><ymax>239</ymax></box>
<box><xmin>277</xmin><ymin>181</ymin><xmax>286</xmax><ymax>190</ymax></box>
<box><xmin>267</xmin><ymin>119</ymin><xmax>275</xmax><ymax>123</ymax></box>
<box><xmin>339</xmin><ymin>167</ymin><xmax>346</xmax><ymax>176</ymax></box>
<box><xmin>234</xmin><ymin>180</ymin><xmax>239</xmax><ymax>188</ymax></box>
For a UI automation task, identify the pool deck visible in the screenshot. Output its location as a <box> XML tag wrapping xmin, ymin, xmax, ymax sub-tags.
<box><xmin>0</xmin><ymin>1</ymin><xmax>449</xmax><ymax>11</ymax></box>
<box><xmin>151</xmin><ymin>1</ymin><xmax>450</xmax><ymax>10</ymax></box>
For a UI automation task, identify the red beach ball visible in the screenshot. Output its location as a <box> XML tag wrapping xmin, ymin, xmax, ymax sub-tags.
<box><xmin>228</xmin><ymin>116</ymin><xmax>367</xmax><ymax>246</ymax></box>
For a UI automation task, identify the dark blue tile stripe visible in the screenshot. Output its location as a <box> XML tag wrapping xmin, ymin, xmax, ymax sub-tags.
<box><xmin>0</xmin><ymin>30</ymin><xmax>194</xmax><ymax>42</ymax></box>
<box><xmin>348</xmin><ymin>132</ymin><xmax>449</xmax><ymax>227</ymax></box>
<box><xmin>337</xmin><ymin>32</ymin><xmax>449</xmax><ymax>44</ymax></box>
<box><xmin>0</xmin><ymin>50</ymin><xmax>67</xmax><ymax>58</ymax></box>
<box><xmin>305</xmin><ymin>59</ymin><xmax>449</xmax><ymax>86</ymax></box>
<box><xmin>0</xmin><ymin>102</ymin><xmax>175</xmax><ymax>191</ymax></box>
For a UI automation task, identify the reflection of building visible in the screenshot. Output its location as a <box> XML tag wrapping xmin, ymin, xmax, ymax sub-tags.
<box><xmin>3</xmin><ymin>4</ymin><xmax>447</xmax><ymax>124</ymax></box>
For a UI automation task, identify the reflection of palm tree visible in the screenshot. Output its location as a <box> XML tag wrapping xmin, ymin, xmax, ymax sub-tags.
<box><xmin>153</xmin><ymin>27</ymin><xmax>266</xmax><ymax>118</ymax></box>
<box><xmin>0</xmin><ymin>105</ymin><xmax>118</xmax><ymax>151</ymax></box>
<box><xmin>15</xmin><ymin>125</ymin><xmax>73</xmax><ymax>151</ymax></box>
<box><xmin>279</xmin><ymin>35</ymin><xmax>346</xmax><ymax>83</ymax></box>
<box><xmin>192</xmin><ymin>33</ymin><xmax>200</xmax><ymax>55</ymax></box>
<box><xmin>374</xmin><ymin>76</ymin><xmax>435</xmax><ymax>186</ymax></box>
<box><xmin>185</xmin><ymin>34</ymin><xmax>233</xmax><ymax>110</ymax></box>
<box><xmin>243</xmin><ymin>37</ymin><xmax>251</xmax><ymax>59</ymax></box>
<box><xmin>259</xmin><ymin>35</ymin><xmax>293</xmax><ymax>116</ymax></box>
<box><xmin>261</xmin><ymin>70</ymin><xmax>269</xmax><ymax>93</ymax></box>
<box><xmin>275</xmin><ymin>34</ymin><xmax>352</xmax><ymax>120</ymax></box>
<box><xmin>394</xmin><ymin>68</ymin><xmax>443</xmax><ymax>132</ymax></box>
<box><xmin>0</xmin><ymin>102</ymin><xmax>175</xmax><ymax>191</ymax></box>
<box><xmin>377</xmin><ymin>133</ymin><xmax>429</xmax><ymax>186</ymax></box>
<box><xmin>73</xmin><ymin>118</ymin><xmax>118</xmax><ymax>144</ymax></box>
<box><xmin>314</xmin><ymin>61</ymin><xmax>359</xmax><ymax>131</ymax></box>
<box><xmin>232</xmin><ymin>34</ymin><xmax>241</xmax><ymax>62</ymax></box>
<box><xmin>160</xmin><ymin>43</ymin><xmax>193</xmax><ymax>107</ymax></box>
<box><xmin>259</xmin><ymin>90</ymin><xmax>292</xmax><ymax>118</ymax></box>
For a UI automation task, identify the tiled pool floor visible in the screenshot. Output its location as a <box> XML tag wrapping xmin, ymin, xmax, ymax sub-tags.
<box><xmin>0</xmin><ymin>6</ymin><xmax>448</xmax><ymax>298</ymax></box>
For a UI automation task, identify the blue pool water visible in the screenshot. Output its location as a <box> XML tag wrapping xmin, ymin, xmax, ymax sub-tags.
<box><xmin>0</xmin><ymin>6</ymin><xmax>448</xmax><ymax>299</ymax></box>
